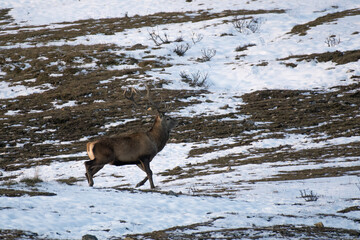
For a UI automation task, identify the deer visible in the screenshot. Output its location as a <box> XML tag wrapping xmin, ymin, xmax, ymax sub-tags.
<box><xmin>84</xmin><ymin>86</ymin><xmax>178</xmax><ymax>189</ymax></box>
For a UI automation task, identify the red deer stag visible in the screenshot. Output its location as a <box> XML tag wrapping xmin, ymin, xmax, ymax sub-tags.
<box><xmin>85</xmin><ymin>86</ymin><xmax>177</xmax><ymax>189</ymax></box>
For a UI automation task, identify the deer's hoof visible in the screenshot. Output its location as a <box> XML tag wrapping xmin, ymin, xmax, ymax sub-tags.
<box><xmin>85</xmin><ymin>173</ymin><xmax>94</xmax><ymax>187</ymax></box>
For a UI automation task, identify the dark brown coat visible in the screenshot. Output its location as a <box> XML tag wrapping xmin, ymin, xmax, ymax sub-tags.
<box><xmin>85</xmin><ymin>114</ymin><xmax>177</xmax><ymax>188</ymax></box>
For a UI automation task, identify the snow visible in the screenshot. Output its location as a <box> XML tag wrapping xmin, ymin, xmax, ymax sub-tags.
<box><xmin>0</xmin><ymin>81</ymin><xmax>54</xmax><ymax>99</ymax></box>
<box><xmin>0</xmin><ymin>0</ymin><xmax>360</xmax><ymax>239</ymax></box>
<box><xmin>2</xmin><ymin>134</ymin><xmax>360</xmax><ymax>238</ymax></box>
<box><xmin>52</xmin><ymin>100</ymin><xmax>77</xmax><ymax>109</ymax></box>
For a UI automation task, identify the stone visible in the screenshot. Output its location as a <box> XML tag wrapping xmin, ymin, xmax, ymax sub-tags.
<box><xmin>82</xmin><ymin>234</ymin><xmax>98</xmax><ymax>240</ymax></box>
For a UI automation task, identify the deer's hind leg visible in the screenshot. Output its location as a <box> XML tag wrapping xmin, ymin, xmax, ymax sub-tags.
<box><xmin>136</xmin><ymin>158</ymin><xmax>155</xmax><ymax>189</ymax></box>
<box><xmin>135</xmin><ymin>162</ymin><xmax>148</xmax><ymax>188</ymax></box>
<box><xmin>85</xmin><ymin>160</ymin><xmax>104</xmax><ymax>187</ymax></box>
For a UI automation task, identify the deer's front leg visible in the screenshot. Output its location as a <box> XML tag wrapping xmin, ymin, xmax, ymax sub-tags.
<box><xmin>137</xmin><ymin>160</ymin><xmax>155</xmax><ymax>189</ymax></box>
<box><xmin>135</xmin><ymin>163</ymin><xmax>148</xmax><ymax>188</ymax></box>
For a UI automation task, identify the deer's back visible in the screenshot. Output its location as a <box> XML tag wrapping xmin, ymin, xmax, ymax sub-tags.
<box><xmin>89</xmin><ymin>132</ymin><xmax>157</xmax><ymax>164</ymax></box>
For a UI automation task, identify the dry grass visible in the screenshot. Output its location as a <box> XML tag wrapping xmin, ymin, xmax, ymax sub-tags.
<box><xmin>288</xmin><ymin>8</ymin><xmax>360</xmax><ymax>36</ymax></box>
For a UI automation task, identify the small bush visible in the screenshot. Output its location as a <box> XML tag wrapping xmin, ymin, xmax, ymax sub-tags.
<box><xmin>148</xmin><ymin>29</ymin><xmax>170</xmax><ymax>46</ymax></box>
<box><xmin>300</xmin><ymin>190</ymin><xmax>319</xmax><ymax>202</ymax></box>
<box><xmin>174</xmin><ymin>36</ymin><xmax>184</xmax><ymax>42</ymax></box>
<box><xmin>20</xmin><ymin>167</ymin><xmax>43</xmax><ymax>187</ymax></box>
<box><xmin>20</xmin><ymin>176</ymin><xmax>43</xmax><ymax>187</ymax></box>
<box><xmin>197</xmin><ymin>48</ymin><xmax>216</xmax><ymax>62</ymax></box>
<box><xmin>325</xmin><ymin>35</ymin><xmax>340</xmax><ymax>47</ymax></box>
<box><xmin>233</xmin><ymin>16</ymin><xmax>262</xmax><ymax>34</ymax></box>
<box><xmin>173</xmin><ymin>43</ymin><xmax>191</xmax><ymax>56</ymax></box>
<box><xmin>188</xmin><ymin>184</ymin><xmax>200</xmax><ymax>195</ymax></box>
<box><xmin>191</xmin><ymin>32</ymin><xmax>204</xmax><ymax>44</ymax></box>
<box><xmin>180</xmin><ymin>70</ymin><xmax>209</xmax><ymax>88</ymax></box>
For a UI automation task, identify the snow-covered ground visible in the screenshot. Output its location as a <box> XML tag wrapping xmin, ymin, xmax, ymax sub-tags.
<box><xmin>0</xmin><ymin>0</ymin><xmax>359</xmax><ymax>239</ymax></box>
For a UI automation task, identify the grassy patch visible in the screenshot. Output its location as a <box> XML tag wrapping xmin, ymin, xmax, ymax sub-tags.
<box><xmin>0</xmin><ymin>9</ymin><xmax>285</xmax><ymax>46</ymax></box>
<box><xmin>279</xmin><ymin>49</ymin><xmax>360</xmax><ymax>65</ymax></box>
<box><xmin>0</xmin><ymin>229</ymin><xmax>43</xmax><ymax>240</ymax></box>
<box><xmin>0</xmin><ymin>188</ymin><xmax>56</xmax><ymax>197</ymax></box>
<box><xmin>0</xmin><ymin>39</ymin><xmax>209</xmax><ymax>171</ymax></box>
<box><xmin>289</xmin><ymin>8</ymin><xmax>360</xmax><ymax>36</ymax></box>
<box><xmin>56</xmin><ymin>177</ymin><xmax>80</xmax><ymax>185</ymax></box>
<box><xmin>337</xmin><ymin>206</ymin><xmax>360</xmax><ymax>213</ymax></box>
<box><xmin>124</xmin><ymin>224</ymin><xmax>360</xmax><ymax>240</ymax></box>
<box><xmin>20</xmin><ymin>176</ymin><xmax>43</xmax><ymax>187</ymax></box>
<box><xmin>0</xmin><ymin>8</ymin><xmax>13</xmax><ymax>26</ymax></box>
<box><xmin>235</xmin><ymin>43</ymin><xmax>256</xmax><ymax>52</ymax></box>
<box><xmin>158</xmin><ymin>81</ymin><xmax>360</xmax><ymax>186</ymax></box>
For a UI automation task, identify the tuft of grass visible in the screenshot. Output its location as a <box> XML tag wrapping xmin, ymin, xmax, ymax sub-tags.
<box><xmin>56</xmin><ymin>177</ymin><xmax>79</xmax><ymax>186</ymax></box>
<box><xmin>235</xmin><ymin>43</ymin><xmax>256</xmax><ymax>52</ymax></box>
<box><xmin>174</xmin><ymin>36</ymin><xmax>184</xmax><ymax>42</ymax></box>
<box><xmin>20</xmin><ymin>176</ymin><xmax>43</xmax><ymax>187</ymax></box>
<box><xmin>20</xmin><ymin>168</ymin><xmax>43</xmax><ymax>187</ymax></box>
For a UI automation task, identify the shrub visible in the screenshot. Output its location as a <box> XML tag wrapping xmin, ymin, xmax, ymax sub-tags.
<box><xmin>325</xmin><ymin>35</ymin><xmax>341</xmax><ymax>47</ymax></box>
<box><xmin>173</xmin><ymin>43</ymin><xmax>191</xmax><ymax>56</ymax></box>
<box><xmin>174</xmin><ymin>36</ymin><xmax>184</xmax><ymax>42</ymax></box>
<box><xmin>20</xmin><ymin>176</ymin><xmax>43</xmax><ymax>187</ymax></box>
<box><xmin>300</xmin><ymin>190</ymin><xmax>319</xmax><ymax>202</ymax></box>
<box><xmin>233</xmin><ymin>16</ymin><xmax>262</xmax><ymax>34</ymax></box>
<box><xmin>197</xmin><ymin>48</ymin><xmax>216</xmax><ymax>62</ymax></box>
<box><xmin>191</xmin><ymin>32</ymin><xmax>203</xmax><ymax>44</ymax></box>
<box><xmin>180</xmin><ymin>70</ymin><xmax>209</xmax><ymax>88</ymax></box>
<box><xmin>148</xmin><ymin>29</ymin><xmax>170</xmax><ymax>46</ymax></box>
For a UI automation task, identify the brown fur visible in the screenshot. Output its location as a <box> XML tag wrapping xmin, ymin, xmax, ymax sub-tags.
<box><xmin>84</xmin><ymin>114</ymin><xmax>177</xmax><ymax>189</ymax></box>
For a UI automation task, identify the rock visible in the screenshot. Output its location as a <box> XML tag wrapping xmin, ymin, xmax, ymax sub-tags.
<box><xmin>314</xmin><ymin>222</ymin><xmax>324</xmax><ymax>228</ymax></box>
<box><xmin>82</xmin><ymin>234</ymin><xmax>98</xmax><ymax>240</ymax></box>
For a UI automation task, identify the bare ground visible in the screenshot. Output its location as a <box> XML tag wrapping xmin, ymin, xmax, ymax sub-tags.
<box><xmin>0</xmin><ymin>6</ymin><xmax>360</xmax><ymax>240</ymax></box>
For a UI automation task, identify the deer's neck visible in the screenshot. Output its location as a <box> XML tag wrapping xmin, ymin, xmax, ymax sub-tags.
<box><xmin>148</xmin><ymin>120</ymin><xmax>169</xmax><ymax>153</ymax></box>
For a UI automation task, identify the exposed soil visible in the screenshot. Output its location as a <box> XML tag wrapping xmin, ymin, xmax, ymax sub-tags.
<box><xmin>288</xmin><ymin>8</ymin><xmax>360</xmax><ymax>36</ymax></box>
<box><xmin>125</xmin><ymin>223</ymin><xmax>360</xmax><ymax>240</ymax></box>
<box><xmin>0</xmin><ymin>188</ymin><xmax>56</xmax><ymax>197</ymax></box>
<box><xmin>279</xmin><ymin>49</ymin><xmax>360</xmax><ymax>66</ymax></box>
<box><xmin>0</xmin><ymin>43</ymin><xmax>207</xmax><ymax>174</ymax></box>
<box><xmin>0</xmin><ymin>229</ymin><xmax>46</xmax><ymax>240</ymax></box>
<box><xmin>0</xmin><ymin>8</ymin><xmax>13</xmax><ymax>26</ymax></box>
<box><xmin>0</xmin><ymin>9</ymin><xmax>285</xmax><ymax>46</ymax></box>
<box><xmin>0</xmin><ymin>5</ymin><xmax>359</xmax><ymax>240</ymax></box>
<box><xmin>159</xmin><ymin>79</ymin><xmax>360</xmax><ymax>186</ymax></box>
